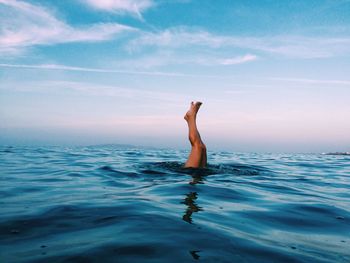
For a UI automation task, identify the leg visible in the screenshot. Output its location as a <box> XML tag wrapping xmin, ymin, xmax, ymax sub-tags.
<box><xmin>184</xmin><ymin>102</ymin><xmax>207</xmax><ymax>168</ymax></box>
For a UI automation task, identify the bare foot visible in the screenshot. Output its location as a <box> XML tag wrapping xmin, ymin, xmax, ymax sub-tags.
<box><xmin>184</xmin><ymin>101</ymin><xmax>202</xmax><ymax>121</ymax></box>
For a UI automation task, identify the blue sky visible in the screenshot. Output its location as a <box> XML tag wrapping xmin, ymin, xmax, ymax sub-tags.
<box><xmin>0</xmin><ymin>0</ymin><xmax>349</xmax><ymax>152</ymax></box>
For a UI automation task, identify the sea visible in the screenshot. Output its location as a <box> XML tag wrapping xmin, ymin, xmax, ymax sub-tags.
<box><xmin>0</xmin><ymin>145</ymin><xmax>349</xmax><ymax>263</ymax></box>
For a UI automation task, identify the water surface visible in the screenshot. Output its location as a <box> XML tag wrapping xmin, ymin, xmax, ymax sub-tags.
<box><xmin>1</xmin><ymin>145</ymin><xmax>349</xmax><ymax>262</ymax></box>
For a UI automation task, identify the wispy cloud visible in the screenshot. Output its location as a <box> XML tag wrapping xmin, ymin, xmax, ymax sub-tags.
<box><xmin>217</xmin><ymin>54</ymin><xmax>258</xmax><ymax>65</ymax></box>
<box><xmin>0</xmin><ymin>63</ymin><xmax>233</xmax><ymax>78</ymax></box>
<box><xmin>0</xmin><ymin>0</ymin><xmax>134</xmax><ymax>54</ymax></box>
<box><xmin>128</xmin><ymin>28</ymin><xmax>223</xmax><ymax>50</ymax></box>
<box><xmin>0</xmin><ymin>80</ymin><xmax>185</xmax><ymax>130</ymax></box>
<box><xmin>271</xmin><ymin>77</ymin><xmax>350</xmax><ymax>86</ymax></box>
<box><xmin>116</xmin><ymin>50</ymin><xmax>258</xmax><ymax>68</ymax></box>
<box><xmin>3</xmin><ymin>1</ymin><xmax>348</xmax><ymax>64</ymax></box>
<box><xmin>193</xmin><ymin>53</ymin><xmax>258</xmax><ymax>66</ymax></box>
<box><xmin>0</xmin><ymin>79</ymin><xmax>189</xmax><ymax>106</ymax></box>
<box><xmin>129</xmin><ymin>27</ymin><xmax>350</xmax><ymax>59</ymax></box>
<box><xmin>84</xmin><ymin>0</ymin><xmax>154</xmax><ymax>17</ymax></box>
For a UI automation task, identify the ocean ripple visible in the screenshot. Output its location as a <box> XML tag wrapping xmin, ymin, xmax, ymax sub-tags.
<box><xmin>0</xmin><ymin>145</ymin><xmax>349</xmax><ymax>262</ymax></box>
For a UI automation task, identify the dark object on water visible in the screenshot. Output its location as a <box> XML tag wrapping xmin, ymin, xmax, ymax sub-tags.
<box><xmin>189</xmin><ymin>250</ymin><xmax>201</xmax><ymax>260</ymax></box>
<box><xmin>324</xmin><ymin>152</ymin><xmax>350</xmax><ymax>156</ymax></box>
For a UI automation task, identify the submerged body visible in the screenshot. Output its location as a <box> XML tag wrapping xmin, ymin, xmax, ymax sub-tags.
<box><xmin>184</xmin><ymin>102</ymin><xmax>207</xmax><ymax>168</ymax></box>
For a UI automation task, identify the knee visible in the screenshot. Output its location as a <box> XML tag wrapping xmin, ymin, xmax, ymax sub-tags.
<box><xmin>188</xmin><ymin>134</ymin><xmax>197</xmax><ymax>144</ymax></box>
<box><xmin>194</xmin><ymin>142</ymin><xmax>206</xmax><ymax>151</ymax></box>
<box><xmin>189</xmin><ymin>135</ymin><xmax>205</xmax><ymax>148</ymax></box>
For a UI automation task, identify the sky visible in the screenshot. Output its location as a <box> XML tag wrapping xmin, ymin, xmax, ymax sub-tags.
<box><xmin>0</xmin><ymin>0</ymin><xmax>349</xmax><ymax>152</ymax></box>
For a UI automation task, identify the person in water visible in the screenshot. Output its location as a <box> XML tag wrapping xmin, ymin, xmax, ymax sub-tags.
<box><xmin>184</xmin><ymin>102</ymin><xmax>207</xmax><ymax>168</ymax></box>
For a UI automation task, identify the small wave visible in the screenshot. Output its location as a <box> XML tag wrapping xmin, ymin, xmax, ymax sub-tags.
<box><xmin>98</xmin><ymin>165</ymin><xmax>138</xmax><ymax>177</ymax></box>
<box><xmin>142</xmin><ymin>162</ymin><xmax>268</xmax><ymax>177</ymax></box>
<box><xmin>140</xmin><ymin>169</ymin><xmax>167</xmax><ymax>175</ymax></box>
<box><xmin>2</xmin><ymin>146</ymin><xmax>349</xmax><ymax>263</ymax></box>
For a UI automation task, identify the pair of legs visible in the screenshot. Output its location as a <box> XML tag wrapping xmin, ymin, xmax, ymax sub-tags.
<box><xmin>184</xmin><ymin>102</ymin><xmax>207</xmax><ymax>168</ymax></box>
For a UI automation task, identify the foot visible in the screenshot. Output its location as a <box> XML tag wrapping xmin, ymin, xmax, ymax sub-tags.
<box><xmin>184</xmin><ymin>101</ymin><xmax>202</xmax><ymax>121</ymax></box>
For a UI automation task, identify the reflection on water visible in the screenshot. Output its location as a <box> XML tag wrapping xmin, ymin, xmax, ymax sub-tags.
<box><xmin>183</xmin><ymin>174</ymin><xmax>205</xmax><ymax>259</ymax></box>
<box><xmin>182</xmin><ymin>191</ymin><xmax>203</xmax><ymax>224</ymax></box>
<box><xmin>1</xmin><ymin>145</ymin><xmax>350</xmax><ymax>263</ymax></box>
<box><xmin>189</xmin><ymin>174</ymin><xmax>205</xmax><ymax>185</ymax></box>
<box><xmin>189</xmin><ymin>250</ymin><xmax>201</xmax><ymax>260</ymax></box>
<box><xmin>181</xmin><ymin>173</ymin><xmax>205</xmax><ymax>224</ymax></box>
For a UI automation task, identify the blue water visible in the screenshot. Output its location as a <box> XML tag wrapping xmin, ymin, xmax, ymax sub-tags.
<box><xmin>1</xmin><ymin>145</ymin><xmax>349</xmax><ymax>263</ymax></box>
